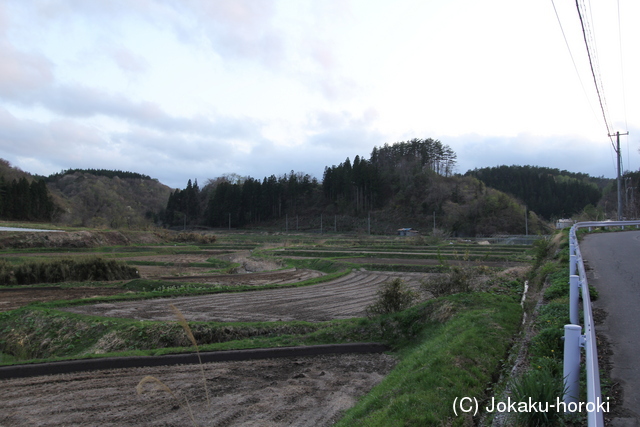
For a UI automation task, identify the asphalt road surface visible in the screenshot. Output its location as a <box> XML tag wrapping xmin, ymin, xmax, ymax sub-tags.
<box><xmin>581</xmin><ymin>231</ymin><xmax>640</xmax><ymax>426</ymax></box>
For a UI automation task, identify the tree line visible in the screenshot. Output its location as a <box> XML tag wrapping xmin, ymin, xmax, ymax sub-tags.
<box><xmin>163</xmin><ymin>179</ymin><xmax>202</xmax><ymax>226</ymax></box>
<box><xmin>0</xmin><ymin>177</ymin><xmax>55</xmax><ymax>221</ymax></box>
<box><xmin>46</xmin><ymin>168</ymin><xmax>152</xmax><ymax>182</ymax></box>
<box><xmin>466</xmin><ymin>165</ymin><xmax>602</xmax><ymax>219</ymax></box>
<box><xmin>322</xmin><ymin>138</ymin><xmax>457</xmax><ymax>213</ymax></box>
<box><xmin>207</xmin><ymin>173</ymin><xmax>318</xmax><ymax>227</ymax></box>
<box><xmin>164</xmin><ymin>138</ymin><xmax>458</xmax><ymax>228</ymax></box>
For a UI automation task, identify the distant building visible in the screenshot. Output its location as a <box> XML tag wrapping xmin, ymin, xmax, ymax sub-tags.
<box><xmin>555</xmin><ymin>219</ymin><xmax>574</xmax><ymax>229</ymax></box>
<box><xmin>397</xmin><ymin>227</ymin><xmax>419</xmax><ymax>236</ymax></box>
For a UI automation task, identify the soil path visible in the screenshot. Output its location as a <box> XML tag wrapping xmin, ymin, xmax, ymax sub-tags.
<box><xmin>0</xmin><ymin>353</ymin><xmax>396</xmax><ymax>426</ymax></box>
<box><xmin>63</xmin><ymin>271</ymin><xmax>428</xmax><ymax>322</ymax></box>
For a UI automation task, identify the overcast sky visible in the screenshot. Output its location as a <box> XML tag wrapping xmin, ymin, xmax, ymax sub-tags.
<box><xmin>1</xmin><ymin>0</ymin><xmax>639</xmax><ymax>188</ymax></box>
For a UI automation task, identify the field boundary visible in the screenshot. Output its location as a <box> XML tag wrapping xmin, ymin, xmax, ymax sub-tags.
<box><xmin>0</xmin><ymin>342</ymin><xmax>388</xmax><ymax>380</ymax></box>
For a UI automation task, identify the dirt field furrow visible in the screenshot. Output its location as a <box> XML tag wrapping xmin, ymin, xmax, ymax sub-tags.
<box><xmin>63</xmin><ymin>271</ymin><xmax>431</xmax><ymax>322</ymax></box>
<box><xmin>0</xmin><ymin>353</ymin><xmax>397</xmax><ymax>427</ymax></box>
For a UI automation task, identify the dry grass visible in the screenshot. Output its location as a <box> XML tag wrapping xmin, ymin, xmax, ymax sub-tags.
<box><xmin>169</xmin><ymin>304</ymin><xmax>210</xmax><ymax>407</ymax></box>
<box><xmin>136</xmin><ymin>304</ymin><xmax>212</xmax><ymax>426</ymax></box>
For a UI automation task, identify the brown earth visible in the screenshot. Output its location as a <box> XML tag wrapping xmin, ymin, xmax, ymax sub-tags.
<box><xmin>0</xmin><ymin>230</ymin><xmax>167</xmax><ymax>249</ymax></box>
<box><xmin>63</xmin><ymin>271</ymin><xmax>429</xmax><ymax>322</ymax></box>
<box><xmin>0</xmin><ymin>353</ymin><xmax>397</xmax><ymax>426</ymax></box>
<box><xmin>0</xmin><ymin>287</ymin><xmax>130</xmax><ymax>312</ymax></box>
<box><xmin>340</xmin><ymin>257</ymin><xmax>525</xmax><ymax>268</ymax></box>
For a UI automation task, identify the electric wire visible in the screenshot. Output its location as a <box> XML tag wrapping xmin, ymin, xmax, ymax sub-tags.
<box><xmin>617</xmin><ymin>0</ymin><xmax>629</xmax><ymax>131</ymax></box>
<box><xmin>584</xmin><ymin>0</ymin><xmax>614</xmax><ymax>137</ymax></box>
<box><xmin>617</xmin><ymin>0</ymin><xmax>631</xmax><ymax>171</ymax></box>
<box><xmin>575</xmin><ymin>0</ymin><xmax>613</xmax><ymax>137</ymax></box>
<box><xmin>550</xmin><ymin>0</ymin><xmax>598</xmax><ymax>123</ymax></box>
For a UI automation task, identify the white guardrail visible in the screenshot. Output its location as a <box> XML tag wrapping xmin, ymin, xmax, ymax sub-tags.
<box><xmin>565</xmin><ymin>221</ymin><xmax>640</xmax><ymax>426</ymax></box>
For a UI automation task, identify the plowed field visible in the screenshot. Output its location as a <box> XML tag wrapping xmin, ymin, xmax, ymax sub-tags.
<box><xmin>0</xmin><ymin>353</ymin><xmax>397</xmax><ymax>427</ymax></box>
<box><xmin>63</xmin><ymin>271</ymin><xmax>428</xmax><ymax>322</ymax></box>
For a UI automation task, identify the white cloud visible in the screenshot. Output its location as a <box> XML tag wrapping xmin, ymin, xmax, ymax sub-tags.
<box><xmin>109</xmin><ymin>46</ymin><xmax>150</xmax><ymax>76</ymax></box>
<box><xmin>0</xmin><ymin>40</ymin><xmax>53</xmax><ymax>103</ymax></box>
<box><xmin>0</xmin><ymin>0</ymin><xmax>638</xmax><ymax>191</ymax></box>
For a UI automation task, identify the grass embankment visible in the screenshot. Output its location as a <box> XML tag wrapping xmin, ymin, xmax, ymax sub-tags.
<box><xmin>337</xmin><ymin>293</ymin><xmax>521</xmax><ymax>426</ymax></box>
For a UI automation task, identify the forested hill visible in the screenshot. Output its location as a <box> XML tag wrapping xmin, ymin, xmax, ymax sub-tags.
<box><xmin>0</xmin><ymin>160</ymin><xmax>172</xmax><ymax>227</ymax></box>
<box><xmin>164</xmin><ymin>139</ymin><xmax>551</xmax><ymax>236</ymax></box>
<box><xmin>465</xmin><ymin>165</ymin><xmax>604</xmax><ymax>219</ymax></box>
<box><xmin>46</xmin><ymin>170</ymin><xmax>171</xmax><ymax>228</ymax></box>
<box><xmin>46</xmin><ymin>168</ymin><xmax>152</xmax><ymax>181</ymax></box>
<box><xmin>0</xmin><ymin>145</ymin><xmax>611</xmax><ymax>235</ymax></box>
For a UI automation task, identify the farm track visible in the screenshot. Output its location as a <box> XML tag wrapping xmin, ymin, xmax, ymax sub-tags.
<box><xmin>62</xmin><ymin>271</ymin><xmax>429</xmax><ymax>322</ymax></box>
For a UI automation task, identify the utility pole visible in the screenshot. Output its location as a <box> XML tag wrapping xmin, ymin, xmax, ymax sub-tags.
<box><xmin>433</xmin><ymin>211</ymin><xmax>436</xmax><ymax>235</ymax></box>
<box><xmin>609</xmin><ymin>131</ymin><xmax>629</xmax><ymax>220</ymax></box>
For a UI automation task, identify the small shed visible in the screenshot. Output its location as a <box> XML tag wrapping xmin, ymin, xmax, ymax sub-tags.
<box><xmin>397</xmin><ymin>227</ymin><xmax>419</xmax><ymax>236</ymax></box>
<box><xmin>555</xmin><ymin>219</ymin><xmax>574</xmax><ymax>229</ymax></box>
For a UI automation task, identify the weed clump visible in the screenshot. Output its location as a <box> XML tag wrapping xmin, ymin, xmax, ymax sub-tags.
<box><xmin>0</xmin><ymin>257</ymin><xmax>139</xmax><ymax>286</ymax></box>
<box><xmin>172</xmin><ymin>232</ymin><xmax>217</xmax><ymax>244</ymax></box>
<box><xmin>366</xmin><ymin>278</ymin><xmax>417</xmax><ymax>317</ymax></box>
<box><xmin>507</xmin><ymin>360</ymin><xmax>566</xmax><ymax>426</ymax></box>
<box><xmin>421</xmin><ymin>265</ymin><xmax>476</xmax><ymax>297</ymax></box>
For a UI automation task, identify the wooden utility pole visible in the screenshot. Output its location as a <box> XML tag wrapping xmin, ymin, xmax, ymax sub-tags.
<box><xmin>609</xmin><ymin>131</ymin><xmax>629</xmax><ymax>220</ymax></box>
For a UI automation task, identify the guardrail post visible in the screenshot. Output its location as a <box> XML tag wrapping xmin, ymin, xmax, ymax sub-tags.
<box><xmin>569</xmin><ymin>239</ymin><xmax>575</xmax><ymax>256</ymax></box>
<box><xmin>570</xmin><ymin>275</ymin><xmax>580</xmax><ymax>325</ymax></box>
<box><xmin>563</xmin><ymin>324</ymin><xmax>582</xmax><ymax>408</ymax></box>
<box><xmin>570</xmin><ymin>254</ymin><xmax>577</xmax><ymax>276</ymax></box>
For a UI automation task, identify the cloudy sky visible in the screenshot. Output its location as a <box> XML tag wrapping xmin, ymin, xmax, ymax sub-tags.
<box><xmin>1</xmin><ymin>0</ymin><xmax>639</xmax><ymax>188</ymax></box>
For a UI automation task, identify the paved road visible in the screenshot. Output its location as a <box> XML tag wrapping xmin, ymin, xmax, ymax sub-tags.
<box><xmin>581</xmin><ymin>231</ymin><xmax>640</xmax><ymax>425</ymax></box>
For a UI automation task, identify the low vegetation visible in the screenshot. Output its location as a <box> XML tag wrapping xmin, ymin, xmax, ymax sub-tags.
<box><xmin>0</xmin><ymin>257</ymin><xmax>139</xmax><ymax>286</ymax></box>
<box><xmin>365</xmin><ymin>278</ymin><xmax>418</xmax><ymax>317</ymax></box>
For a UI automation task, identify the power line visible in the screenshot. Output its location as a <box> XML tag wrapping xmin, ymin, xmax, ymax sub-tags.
<box><xmin>617</xmin><ymin>0</ymin><xmax>631</xmax><ymax>171</ymax></box>
<box><xmin>617</xmin><ymin>0</ymin><xmax>628</xmax><ymax>131</ymax></box>
<box><xmin>550</xmin><ymin>0</ymin><xmax>597</xmax><ymax>121</ymax></box>
<box><xmin>575</xmin><ymin>0</ymin><xmax>613</xmax><ymax>136</ymax></box>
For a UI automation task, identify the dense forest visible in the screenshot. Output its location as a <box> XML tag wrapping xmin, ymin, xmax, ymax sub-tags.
<box><xmin>466</xmin><ymin>165</ymin><xmax>602</xmax><ymax>219</ymax></box>
<box><xmin>162</xmin><ymin>139</ymin><xmax>552</xmax><ymax>235</ymax></box>
<box><xmin>0</xmin><ymin>177</ymin><xmax>55</xmax><ymax>221</ymax></box>
<box><xmin>181</xmin><ymin>138</ymin><xmax>460</xmax><ymax>229</ymax></box>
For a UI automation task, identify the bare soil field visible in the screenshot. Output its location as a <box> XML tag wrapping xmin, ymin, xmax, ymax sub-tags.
<box><xmin>63</xmin><ymin>271</ymin><xmax>428</xmax><ymax>322</ymax></box>
<box><xmin>340</xmin><ymin>257</ymin><xmax>525</xmax><ymax>268</ymax></box>
<box><xmin>132</xmin><ymin>250</ymin><xmax>286</xmax><ymax>278</ymax></box>
<box><xmin>0</xmin><ymin>352</ymin><xmax>397</xmax><ymax>426</ymax></box>
<box><xmin>161</xmin><ymin>268</ymin><xmax>325</xmax><ymax>286</ymax></box>
<box><xmin>0</xmin><ymin>287</ymin><xmax>128</xmax><ymax>312</ymax></box>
